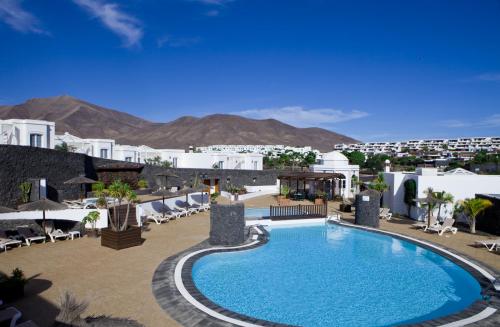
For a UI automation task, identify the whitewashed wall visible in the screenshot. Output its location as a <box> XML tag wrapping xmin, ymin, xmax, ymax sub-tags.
<box><xmin>0</xmin><ymin>209</ymin><xmax>109</xmax><ymax>228</ymax></box>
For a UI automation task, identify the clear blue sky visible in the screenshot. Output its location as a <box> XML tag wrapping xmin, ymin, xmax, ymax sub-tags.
<box><xmin>0</xmin><ymin>0</ymin><xmax>499</xmax><ymax>142</ymax></box>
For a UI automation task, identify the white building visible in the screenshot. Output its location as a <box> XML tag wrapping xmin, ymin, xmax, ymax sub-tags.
<box><xmin>55</xmin><ymin>132</ymin><xmax>115</xmax><ymax>159</ymax></box>
<box><xmin>0</xmin><ymin>119</ymin><xmax>55</xmax><ymax>149</ymax></box>
<box><xmin>197</xmin><ymin>144</ymin><xmax>318</xmax><ymax>157</ymax></box>
<box><xmin>383</xmin><ymin>167</ymin><xmax>500</xmax><ymax>221</ymax></box>
<box><xmin>309</xmin><ymin>151</ymin><xmax>360</xmax><ymax>199</ymax></box>
<box><xmin>159</xmin><ymin>150</ymin><xmax>263</xmax><ymax>170</ymax></box>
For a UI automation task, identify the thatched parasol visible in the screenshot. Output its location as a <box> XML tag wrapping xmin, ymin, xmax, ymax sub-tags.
<box><xmin>64</xmin><ymin>176</ymin><xmax>97</xmax><ymax>201</ymax></box>
<box><xmin>0</xmin><ymin>206</ymin><xmax>17</xmax><ymax>213</ymax></box>
<box><xmin>151</xmin><ymin>189</ymin><xmax>176</xmax><ymax>217</ymax></box>
<box><xmin>18</xmin><ymin>199</ymin><xmax>68</xmax><ymax>235</ymax></box>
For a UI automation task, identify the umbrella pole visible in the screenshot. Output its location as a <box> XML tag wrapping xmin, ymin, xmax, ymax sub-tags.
<box><xmin>162</xmin><ymin>195</ymin><xmax>165</xmax><ymax>218</ymax></box>
<box><xmin>186</xmin><ymin>194</ymin><xmax>188</xmax><ymax>209</ymax></box>
<box><xmin>42</xmin><ymin>209</ymin><xmax>47</xmax><ymax>236</ymax></box>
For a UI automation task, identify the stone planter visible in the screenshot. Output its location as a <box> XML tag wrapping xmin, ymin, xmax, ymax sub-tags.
<box><xmin>209</xmin><ymin>203</ymin><xmax>245</xmax><ymax>246</ymax></box>
<box><xmin>101</xmin><ymin>226</ymin><xmax>141</xmax><ymax>250</ymax></box>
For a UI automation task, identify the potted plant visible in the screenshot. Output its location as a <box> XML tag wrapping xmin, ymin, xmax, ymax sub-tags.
<box><xmin>96</xmin><ymin>180</ymin><xmax>141</xmax><ymax>250</ymax></box>
<box><xmin>0</xmin><ymin>268</ymin><xmax>27</xmax><ymax>302</ymax></box>
<box><xmin>315</xmin><ymin>191</ymin><xmax>327</xmax><ymax>205</ymax></box>
<box><xmin>278</xmin><ymin>185</ymin><xmax>290</xmax><ymax>205</ymax></box>
<box><xmin>82</xmin><ymin>211</ymin><xmax>100</xmax><ymax>238</ymax></box>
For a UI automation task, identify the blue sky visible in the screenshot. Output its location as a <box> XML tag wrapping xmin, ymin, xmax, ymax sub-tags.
<box><xmin>0</xmin><ymin>0</ymin><xmax>499</xmax><ymax>142</ymax></box>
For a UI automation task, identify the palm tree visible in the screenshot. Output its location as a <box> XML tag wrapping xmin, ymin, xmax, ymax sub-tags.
<box><xmin>423</xmin><ymin>187</ymin><xmax>438</xmax><ymax>228</ymax></box>
<box><xmin>433</xmin><ymin>191</ymin><xmax>454</xmax><ymax>221</ymax></box>
<box><xmin>369</xmin><ymin>173</ymin><xmax>388</xmax><ymax>205</ymax></box>
<box><xmin>96</xmin><ymin>180</ymin><xmax>137</xmax><ymax>232</ymax></box>
<box><xmin>455</xmin><ymin>198</ymin><xmax>493</xmax><ymax>234</ymax></box>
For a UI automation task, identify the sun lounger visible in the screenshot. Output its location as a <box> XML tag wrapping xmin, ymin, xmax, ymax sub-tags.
<box><xmin>191</xmin><ymin>204</ymin><xmax>209</xmax><ymax>212</ymax></box>
<box><xmin>167</xmin><ymin>206</ymin><xmax>189</xmax><ymax>217</ymax></box>
<box><xmin>426</xmin><ymin>218</ymin><xmax>458</xmax><ymax>236</ymax></box>
<box><xmin>0</xmin><ymin>230</ymin><xmax>22</xmax><ymax>252</ymax></box>
<box><xmin>0</xmin><ymin>306</ymin><xmax>21</xmax><ymax>327</ymax></box>
<box><xmin>143</xmin><ymin>210</ymin><xmax>170</xmax><ymax>224</ymax></box>
<box><xmin>16</xmin><ymin>227</ymin><xmax>46</xmax><ymax>246</ymax></box>
<box><xmin>413</xmin><ymin>215</ymin><xmax>439</xmax><ymax>230</ymax></box>
<box><xmin>379</xmin><ymin>208</ymin><xmax>392</xmax><ymax>220</ymax></box>
<box><xmin>474</xmin><ymin>239</ymin><xmax>500</xmax><ymax>252</ymax></box>
<box><xmin>44</xmin><ymin>221</ymin><xmax>70</xmax><ymax>243</ymax></box>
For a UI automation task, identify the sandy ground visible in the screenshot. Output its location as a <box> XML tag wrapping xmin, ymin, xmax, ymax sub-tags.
<box><xmin>1</xmin><ymin>195</ymin><xmax>498</xmax><ymax>327</ymax></box>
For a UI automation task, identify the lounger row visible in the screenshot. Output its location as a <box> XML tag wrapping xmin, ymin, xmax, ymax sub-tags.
<box><xmin>143</xmin><ymin>203</ymin><xmax>210</xmax><ymax>224</ymax></box>
<box><xmin>1</xmin><ymin>225</ymin><xmax>81</xmax><ymax>252</ymax></box>
<box><xmin>0</xmin><ymin>300</ymin><xmax>39</xmax><ymax>327</ymax></box>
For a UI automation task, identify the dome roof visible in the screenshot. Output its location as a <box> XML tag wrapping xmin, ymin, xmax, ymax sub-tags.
<box><xmin>322</xmin><ymin>151</ymin><xmax>349</xmax><ymax>162</ymax></box>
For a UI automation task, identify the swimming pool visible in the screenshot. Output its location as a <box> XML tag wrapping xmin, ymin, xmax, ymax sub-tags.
<box><xmin>244</xmin><ymin>207</ymin><xmax>270</xmax><ymax>219</ymax></box>
<box><xmin>192</xmin><ymin>224</ymin><xmax>482</xmax><ymax>326</ymax></box>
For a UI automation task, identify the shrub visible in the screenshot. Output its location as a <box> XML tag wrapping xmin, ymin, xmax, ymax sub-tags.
<box><xmin>137</xmin><ymin>179</ymin><xmax>148</xmax><ymax>189</ymax></box>
<box><xmin>19</xmin><ymin>182</ymin><xmax>31</xmax><ymax>203</ymax></box>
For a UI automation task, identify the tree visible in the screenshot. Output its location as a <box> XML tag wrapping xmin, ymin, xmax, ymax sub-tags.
<box><xmin>363</xmin><ymin>154</ymin><xmax>390</xmax><ymax>173</ymax></box>
<box><xmin>94</xmin><ymin>180</ymin><xmax>137</xmax><ymax>232</ymax></box>
<box><xmin>455</xmin><ymin>198</ymin><xmax>493</xmax><ymax>234</ymax></box>
<box><xmin>369</xmin><ymin>172</ymin><xmax>389</xmax><ymax>205</ymax></box>
<box><xmin>433</xmin><ymin>191</ymin><xmax>454</xmax><ymax>221</ymax></box>
<box><xmin>144</xmin><ymin>156</ymin><xmax>172</xmax><ymax>168</ymax></box>
<box><xmin>403</xmin><ymin>179</ymin><xmax>417</xmax><ymax>217</ymax></box>
<box><xmin>343</xmin><ymin>151</ymin><xmax>365</xmax><ymax>166</ymax></box>
<box><xmin>423</xmin><ymin>187</ymin><xmax>438</xmax><ymax>228</ymax></box>
<box><xmin>301</xmin><ymin>151</ymin><xmax>317</xmax><ymax>167</ymax></box>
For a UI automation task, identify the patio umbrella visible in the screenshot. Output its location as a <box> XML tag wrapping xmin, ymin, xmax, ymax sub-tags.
<box><xmin>64</xmin><ymin>176</ymin><xmax>97</xmax><ymax>201</ymax></box>
<box><xmin>155</xmin><ymin>172</ymin><xmax>179</xmax><ymax>190</ymax></box>
<box><xmin>177</xmin><ymin>185</ymin><xmax>205</xmax><ymax>209</ymax></box>
<box><xmin>0</xmin><ymin>206</ymin><xmax>17</xmax><ymax>213</ymax></box>
<box><xmin>18</xmin><ymin>198</ymin><xmax>68</xmax><ymax>235</ymax></box>
<box><xmin>151</xmin><ymin>189</ymin><xmax>176</xmax><ymax>218</ymax></box>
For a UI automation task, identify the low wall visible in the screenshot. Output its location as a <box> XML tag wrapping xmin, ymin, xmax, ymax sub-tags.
<box><xmin>0</xmin><ymin>209</ymin><xmax>109</xmax><ymax>229</ymax></box>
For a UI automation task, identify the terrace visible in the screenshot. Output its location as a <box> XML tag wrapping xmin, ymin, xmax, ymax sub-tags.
<box><xmin>1</xmin><ymin>195</ymin><xmax>499</xmax><ymax>326</ymax></box>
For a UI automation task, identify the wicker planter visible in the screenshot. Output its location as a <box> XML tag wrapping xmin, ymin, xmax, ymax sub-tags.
<box><xmin>101</xmin><ymin>226</ymin><xmax>141</xmax><ymax>250</ymax></box>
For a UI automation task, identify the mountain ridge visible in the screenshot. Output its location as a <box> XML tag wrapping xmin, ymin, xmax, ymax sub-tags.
<box><xmin>0</xmin><ymin>96</ymin><xmax>358</xmax><ymax>152</ymax></box>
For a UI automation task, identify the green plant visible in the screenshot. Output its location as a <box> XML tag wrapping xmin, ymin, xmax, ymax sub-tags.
<box><xmin>0</xmin><ymin>268</ymin><xmax>27</xmax><ymax>302</ymax></box>
<box><xmin>316</xmin><ymin>190</ymin><xmax>327</xmax><ymax>199</ymax></box>
<box><xmin>434</xmin><ymin>191</ymin><xmax>454</xmax><ymax>221</ymax></box>
<box><xmin>423</xmin><ymin>187</ymin><xmax>438</xmax><ymax>228</ymax></box>
<box><xmin>403</xmin><ymin>179</ymin><xmax>417</xmax><ymax>217</ymax></box>
<box><xmin>280</xmin><ymin>185</ymin><xmax>290</xmax><ymax>198</ymax></box>
<box><xmin>95</xmin><ymin>180</ymin><xmax>137</xmax><ymax>232</ymax></box>
<box><xmin>92</xmin><ymin>181</ymin><xmax>105</xmax><ymax>192</ymax></box>
<box><xmin>369</xmin><ymin>173</ymin><xmax>389</xmax><ymax>204</ymax></box>
<box><xmin>210</xmin><ymin>192</ymin><xmax>219</xmax><ymax>203</ymax></box>
<box><xmin>455</xmin><ymin>198</ymin><xmax>493</xmax><ymax>234</ymax></box>
<box><xmin>226</xmin><ymin>183</ymin><xmax>240</xmax><ymax>195</ymax></box>
<box><xmin>82</xmin><ymin>211</ymin><xmax>100</xmax><ymax>231</ymax></box>
<box><xmin>19</xmin><ymin>182</ymin><xmax>32</xmax><ymax>203</ymax></box>
<box><xmin>137</xmin><ymin>179</ymin><xmax>148</xmax><ymax>189</ymax></box>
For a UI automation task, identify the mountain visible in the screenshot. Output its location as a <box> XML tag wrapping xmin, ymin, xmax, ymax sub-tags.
<box><xmin>0</xmin><ymin>96</ymin><xmax>358</xmax><ymax>152</ymax></box>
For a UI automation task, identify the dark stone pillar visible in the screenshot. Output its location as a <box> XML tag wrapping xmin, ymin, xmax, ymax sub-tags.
<box><xmin>209</xmin><ymin>203</ymin><xmax>245</xmax><ymax>246</ymax></box>
<box><xmin>354</xmin><ymin>189</ymin><xmax>380</xmax><ymax>228</ymax></box>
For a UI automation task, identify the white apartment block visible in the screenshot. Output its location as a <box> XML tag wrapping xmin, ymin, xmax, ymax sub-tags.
<box><xmin>0</xmin><ymin>119</ymin><xmax>55</xmax><ymax>149</ymax></box>
<box><xmin>55</xmin><ymin>132</ymin><xmax>263</xmax><ymax>170</ymax></box>
<box><xmin>197</xmin><ymin>144</ymin><xmax>318</xmax><ymax>156</ymax></box>
<box><xmin>334</xmin><ymin>137</ymin><xmax>500</xmax><ymax>157</ymax></box>
<box><xmin>55</xmin><ymin>132</ymin><xmax>115</xmax><ymax>159</ymax></box>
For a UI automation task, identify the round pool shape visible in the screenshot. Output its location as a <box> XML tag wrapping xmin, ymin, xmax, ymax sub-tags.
<box><xmin>192</xmin><ymin>224</ymin><xmax>483</xmax><ymax>327</ymax></box>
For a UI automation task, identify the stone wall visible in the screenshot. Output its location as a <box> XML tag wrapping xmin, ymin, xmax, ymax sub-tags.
<box><xmin>354</xmin><ymin>189</ymin><xmax>380</xmax><ymax>228</ymax></box>
<box><xmin>140</xmin><ymin>166</ymin><xmax>279</xmax><ymax>191</ymax></box>
<box><xmin>209</xmin><ymin>203</ymin><xmax>245</xmax><ymax>245</ymax></box>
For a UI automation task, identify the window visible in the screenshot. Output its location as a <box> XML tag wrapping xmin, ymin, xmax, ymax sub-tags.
<box><xmin>30</xmin><ymin>134</ymin><xmax>42</xmax><ymax>147</ymax></box>
<box><xmin>125</xmin><ymin>157</ymin><xmax>132</xmax><ymax>162</ymax></box>
<box><xmin>100</xmin><ymin>149</ymin><xmax>108</xmax><ymax>159</ymax></box>
<box><xmin>172</xmin><ymin>157</ymin><xmax>178</xmax><ymax>168</ymax></box>
<box><xmin>253</xmin><ymin>161</ymin><xmax>258</xmax><ymax>170</ymax></box>
<box><xmin>218</xmin><ymin>161</ymin><xmax>224</xmax><ymax>169</ymax></box>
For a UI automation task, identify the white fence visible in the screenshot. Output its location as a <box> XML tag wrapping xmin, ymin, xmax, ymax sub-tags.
<box><xmin>0</xmin><ymin>209</ymin><xmax>109</xmax><ymax>228</ymax></box>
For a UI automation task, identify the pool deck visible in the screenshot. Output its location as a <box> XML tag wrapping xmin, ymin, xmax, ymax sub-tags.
<box><xmin>1</xmin><ymin>194</ymin><xmax>499</xmax><ymax>327</ymax></box>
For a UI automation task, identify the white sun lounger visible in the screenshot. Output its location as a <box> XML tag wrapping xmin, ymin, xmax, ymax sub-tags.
<box><xmin>379</xmin><ymin>208</ymin><xmax>392</xmax><ymax>220</ymax></box>
<box><xmin>413</xmin><ymin>215</ymin><xmax>439</xmax><ymax>230</ymax></box>
<box><xmin>16</xmin><ymin>227</ymin><xmax>46</xmax><ymax>246</ymax></box>
<box><xmin>0</xmin><ymin>306</ymin><xmax>21</xmax><ymax>327</ymax></box>
<box><xmin>143</xmin><ymin>210</ymin><xmax>171</xmax><ymax>224</ymax></box>
<box><xmin>426</xmin><ymin>218</ymin><xmax>458</xmax><ymax>236</ymax></box>
<box><xmin>44</xmin><ymin>221</ymin><xmax>70</xmax><ymax>243</ymax></box>
<box><xmin>0</xmin><ymin>238</ymin><xmax>22</xmax><ymax>252</ymax></box>
<box><xmin>474</xmin><ymin>239</ymin><xmax>500</xmax><ymax>252</ymax></box>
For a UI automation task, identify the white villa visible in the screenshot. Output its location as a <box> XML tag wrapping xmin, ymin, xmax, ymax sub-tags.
<box><xmin>55</xmin><ymin>132</ymin><xmax>115</xmax><ymax>159</ymax></box>
<box><xmin>0</xmin><ymin>119</ymin><xmax>55</xmax><ymax>149</ymax></box>
<box><xmin>197</xmin><ymin>144</ymin><xmax>319</xmax><ymax>156</ymax></box>
<box><xmin>310</xmin><ymin>151</ymin><xmax>360</xmax><ymax>199</ymax></box>
<box><xmin>383</xmin><ymin>167</ymin><xmax>500</xmax><ymax>221</ymax></box>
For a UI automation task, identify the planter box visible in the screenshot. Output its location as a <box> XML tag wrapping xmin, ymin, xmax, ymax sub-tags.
<box><xmin>314</xmin><ymin>198</ymin><xmax>325</xmax><ymax>205</ymax></box>
<box><xmin>101</xmin><ymin>226</ymin><xmax>142</xmax><ymax>250</ymax></box>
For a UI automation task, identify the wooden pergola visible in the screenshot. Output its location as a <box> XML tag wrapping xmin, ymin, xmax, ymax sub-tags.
<box><xmin>278</xmin><ymin>172</ymin><xmax>345</xmax><ymax>199</ymax></box>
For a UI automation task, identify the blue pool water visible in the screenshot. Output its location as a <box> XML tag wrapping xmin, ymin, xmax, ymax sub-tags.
<box><xmin>244</xmin><ymin>207</ymin><xmax>270</xmax><ymax>219</ymax></box>
<box><xmin>192</xmin><ymin>224</ymin><xmax>481</xmax><ymax>326</ymax></box>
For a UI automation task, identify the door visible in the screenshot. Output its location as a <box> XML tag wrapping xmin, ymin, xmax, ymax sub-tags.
<box><xmin>214</xmin><ymin>179</ymin><xmax>220</xmax><ymax>193</ymax></box>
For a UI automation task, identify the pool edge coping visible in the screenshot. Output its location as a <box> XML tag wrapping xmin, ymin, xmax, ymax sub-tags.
<box><xmin>161</xmin><ymin>223</ymin><xmax>499</xmax><ymax>327</ymax></box>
